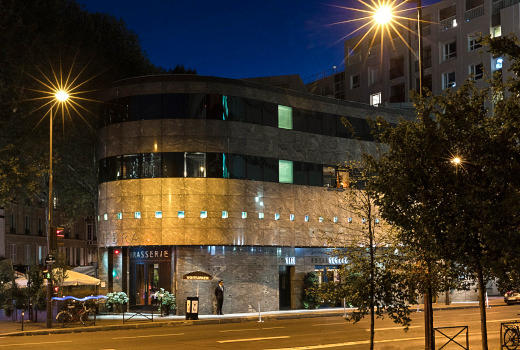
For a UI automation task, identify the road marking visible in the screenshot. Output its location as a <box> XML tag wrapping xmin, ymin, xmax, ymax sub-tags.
<box><xmin>220</xmin><ymin>327</ymin><xmax>285</xmax><ymax>332</ymax></box>
<box><xmin>487</xmin><ymin>319</ymin><xmax>520</xmax><ymax>323</ymax></box>
<box><xmin>0</xmin><ymin>340</ymin><xmax>73</xmax><ymax>347</ymax></box>
<box><xmin>218</xmin><ymin>336</ymin><xmax>290</xmax><ymax>343</ymax></box>
<box><xmin>264</xmin><ymin>336</ymin><xmax>424</xmax><ymax>349</ymax></box>
<box><xmin>312</xmin><ymin>322</ymin><xmax>346</xmax><ymax>326</ymax></box>
<box><xmin>112</xmin><ymin>332</ymin><xmax>184</xmax><ymax>339</ymax></box>
<box><xmin>460</xmin><ymin>311</ymin><xmax>501</xmax><ymax>316</ymax></box>
<box><xmin>367</xmin><ymin>325</ymin><xmax>421</xmax><ymax>331</ymax></box>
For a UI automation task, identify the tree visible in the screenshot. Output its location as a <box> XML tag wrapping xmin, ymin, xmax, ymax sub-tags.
<box><xmin>369</xmin><ymin>77</ymin><xmax>520</xmax><ymax>350</ymax></box>
<box><xmin>311</xmin><ymin>161</ymin><xmax>417</xmax><ymax>350</ymax></box>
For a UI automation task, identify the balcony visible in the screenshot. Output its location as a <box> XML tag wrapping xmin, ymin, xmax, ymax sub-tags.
<box><xmin>440</xmin><ymin>16</ymin><xmax>458</xmax><ymax>31</ymax></box>
<box><xmin>493</xmin><ymin>0</ymin><xmax>520</xmax><ymax>14</ymax></box>
<box><xmin>465</xmin><ymin>5</ymin><xmax>484</xmax><ymax>21</ymax></box>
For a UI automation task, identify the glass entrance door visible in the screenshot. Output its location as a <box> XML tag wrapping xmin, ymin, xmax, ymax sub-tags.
<box><xmin>135</xmin><ymin>263</ymin><xmax>159</xmax><ymax>306</ymax></box>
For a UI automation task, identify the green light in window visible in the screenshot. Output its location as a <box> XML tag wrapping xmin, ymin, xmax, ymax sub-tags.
<box><xmin>278</xmin><ymin>105</ymin><xmax>293</xmax><ymax>129</ymax></box>
<box><xmin>279</xmin><ymin>160</ymin><xmax>293</xmax><ymax>183</ymax></box>
<box><xmin>222</xmin><ymin>95</ymin><xmax>229</xmax><ymax>120</ymax></box>
<box><xmin>222</xmin><ymin>153</ymin><xmax>229</xmax><ymax>178</ymax></box>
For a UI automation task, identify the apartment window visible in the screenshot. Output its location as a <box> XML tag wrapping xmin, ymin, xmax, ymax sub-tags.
<box><xmin>493</xmin><ymin>57</ymin><xmax>503</xmax><ymax>71</ymax></box>
<box><xmin>185</xmin><ymin>152</ymin><xmax>206</xmax><ymax>177</ymax></box>
<box><xmin>442</xmin><ymin>72</ymin><xmax>456</xmax><ymax>89</ymax></box>
<box><xmin>443</xmin><ymin>41</ymin><xmax>457</xmax><ymax>61</ymax></box>
<box><xmin>241</xmin><ymin>211</ymin><xmax>247</xmax><ymax>219</ymax></box>
<box><xmin>390</xmin><ymin>83</ymin><xmax>406</xmax><ymax>103</ymax></box>
<box><xmin>468</xmin><ymin>35</ymin><xmax>482</xmax><ymax>51</ymax></box>
<box><xmin>103</xmin><ymin>213</ymin><xmax>108</xmax><ymax>221</ymax></box>
<box><xmin>222</xmin><ymin>211</ymin><xmax>228</xmax><ymax>219</ymax></box>
<box><xmin>305</xmin><ymin>215</ymin><xmax>309</xmax><ymax>222</ymax></box>
<box><xmin>87</xmin><ymin>223</ymin><xmax>93</xmax><ymax>241</ymax></box>
<box><xmin>24</xmin><ymin>215</ymin><xmax>30</xmax><ymax>234</ymax></box>
<box><xmin>8</xmin><ymin>244</ymin><xmax>16</xmax><ymax>263</ymax></box>
<box><xmin>117</xmin><ymin>212</ymin><xmax>122</xmax><ymax>220</ymax></box>
<box><xmin>389</xmin><ymin>56</ymin><xmax>404</xmax><ymax>79</ymax></box>
<box><xmin>278</xmin><ymin>105</ymin><xmax>293</xmax><ymax>130</ymax></box>
<box><xmin>368</xmin><ymin>66</ymin><xmax>378</xmax><ymax>85</ymax></box>
<box><xmin>469</xmin><ymin>63</ymin><xmax>484</xmax><ymax>80</ymax></box>
<box><xmin>178</xmin><ymin>211</ymin><xmax>185</xmax><ymax>218</ymax></box>
<box><xmin>350</xmin><ymin>74</ymin><xmax>360</xmax><ymax>89</ymax></box>
<box><xmin>275</xmin><ymin>213</ymin><xmax>280</xmax><ymax>220</ymax></box>
<box><xmin>439</xmin><ymin>5</ymin><xmax>457</xmax><ymax>30</ymax></box>
<box><xmin>134</xmin><ymin>212</ymin><xmax>141</xmax><ymax>219</ymax></box>
<box><xmin>200</xmin><ymin>211</ymin><xmax>207</xmax><ymax>219</ymax></box>
<box><xmin>38</xmin><ymin>218</ymin><xmax>42</xmax><ymax>234</ymax></box>
<box><xmin>10</xmin><ymin>213</ymin><xmax>16</xmax><ymax>233</ymax></box>
<box><xmin>258</xmin><ymin>212</ymin><xmax>264</xmax><ymax>219</ymax></box>
<box><xmin>279</xmin><ymin>160</ymin><xmax>293</xmax><ymax>184</ymax></box>
<box><xmin>491</xmin><ymin>26</ymin><xmax>501</xmax><ymax>38</ymax></box>
<box><xmin>370</xmin><ymin>92</ymin><xmax>382</xmax><ymax>106</ymax></box>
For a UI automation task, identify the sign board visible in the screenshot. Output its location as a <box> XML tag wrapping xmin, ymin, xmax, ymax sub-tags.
<box><xmin>129</xmin><ymin>246</ymin><xmax>171</xmax><ymax>262</ymax></box>
<box><xmin>285</xmin><ymin>257</ymin><xmax>296</xmax><ymax>265</ymax></box>
<box><xmin>182</xmin><ymin>271</ymin><xmax>212</xmax><ymax>280</ymax></box>
<box><xmin>45</xmin><ymin>254</ymin><xmax>56</xmax><ymax>265</ymax></box>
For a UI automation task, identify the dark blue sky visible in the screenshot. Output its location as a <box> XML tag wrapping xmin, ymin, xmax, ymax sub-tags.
<box><xmin>79</xmin><ymin>0</ymin><xmax>438</xmax><ymax>83</ymax></box>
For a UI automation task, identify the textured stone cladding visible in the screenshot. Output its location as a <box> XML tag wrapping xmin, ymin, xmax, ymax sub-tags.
<box><xmin>98</xmin><ymin>178</ymin><xmax>364</xmax><ymax>248</ymax></box>
<box><xmin>176</xmin><ymin>246</ymin><xmax>281</xmax><ymax>315</ymax></box>
<box><xmin>97</xmin><ymin>119</ymin><xmax>381</xmax><ymax>165</ymax></box>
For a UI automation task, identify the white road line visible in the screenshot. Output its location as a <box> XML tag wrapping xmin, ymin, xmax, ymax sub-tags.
<box><xmin>220</xmin><ymin>327</ymin><xmax>285</xmax><ymax>333</ymax></box>
<box><xmin>0</xmin><ymin>340</ymin><xmax>73</xmax><ymax>347</ymax></box>
<box><xmin>218</xmin><ymin>336</ymin><xmax>290</xmax><ymax>343</ymax></box>
<box><xmin>112</xmin><ymin>332</ymin><xmax>184</xmax><ymax>339</ymax></box>
<box><xmin>367</xmin><ymin>325</ymin><xmax>421</xmax><ymax>331</ymax></box>
<box><xmin>264</xmin><ymin>336</ymin><xmax>424</xmax><ymax>349</ymax></box>
<box><xmin>312</xmin><ymin>322</ymin><xmax>346</xmax><ymax>326</ymax></box>
<box><xmin>487</xmin><ymin>318</ymin><xmax>520</xmax><ymax>323</ymax></box>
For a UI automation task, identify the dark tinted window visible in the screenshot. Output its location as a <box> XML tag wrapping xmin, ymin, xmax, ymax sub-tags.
<box><xmin>206</xmin><ymin>94</ymin><xmax>224</xmax><ymax>120</ymax></box>
<box><xmin>307</xmin><ymin>163</ymin><xmax>323</xmax><ymax>186</ymax></box>
<box><xmin>262</xmin><ymin>102</ymin><xmax>278</xmax><ymax>127</ymax></box>
<box><xmin>246</xmin><ymin>156</ymin><xmax>263</xmax><ymax>181</ymax></box>
<box><xmin>227</xmin><ymin>96</ymin><xmax>245</xmax><ymax>122</ymax></box>
<box><xmin>263</xmin><ymin>158</ymin><xmax>278</xmax><ymax>182</ymax></box>
<box><xmin>229</xmin><ymin>154</ymin><xmax>246</xmax><ymax>179</ymax></box>
<box><xmin>141</xmin><ymin>153</ymin><xmax>161</xmax><ymax>178</ymax></box>
<box><xmin>121</xmin><ymin>155</ymin><xmax>140</xmax><ymax>179</ymax></box>
<box><xmin>322</xmin><ymin>115</ymin><xmax>337</xmax><ymax>137</ymax></box>
<box><xmin>206</xmin><ymin>153</ymin><xmax>224</xmax><ymax>178</ymax></box>
<box><xmin>162</xmin><ymin>152</ymin><xmax>184</xmax><ymax>177</ymax></box>
<box><xmin>293</xmin><ymin>161</ymin><xmax>308</xmax><ymax>185</ymax></box>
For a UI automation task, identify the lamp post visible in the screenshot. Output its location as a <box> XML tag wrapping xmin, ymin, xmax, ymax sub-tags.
<box><xmin>45</xmin><ymin>89</ymin><xmax>69</xmax><ymax>328</ymax></box>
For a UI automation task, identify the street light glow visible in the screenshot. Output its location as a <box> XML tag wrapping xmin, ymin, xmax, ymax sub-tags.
<box><xmin>373</xmin><ymin>5</ymin><xmax>393</xmax><ymax>25</ymax></box>
<box><xmin>54</xmin><ymin>89</ymin><xmax>69</xmax><ymax>102</ymax></box>
<box><xmin>451</xmin><ymin>156</ymin><xmax>462</xmax><ymax>166</ymax></box>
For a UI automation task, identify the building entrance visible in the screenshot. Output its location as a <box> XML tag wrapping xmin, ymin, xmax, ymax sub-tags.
<box><xmin>279</xmin><ymin>265</ymin><xmax>293</xmax><ymax>309</ymax></box>
<box><xmin>129</xmin><ymin>246</ymin><xmax>172</xmax><ymax>308</ymax></box>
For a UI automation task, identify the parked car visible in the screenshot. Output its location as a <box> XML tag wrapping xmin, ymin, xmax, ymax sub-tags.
<box><xmin>504</xmin><ymin>291</ymin><xmax>520</xmax><ymax>305</ymax></box>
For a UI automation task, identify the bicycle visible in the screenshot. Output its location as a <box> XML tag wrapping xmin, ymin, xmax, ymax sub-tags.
<box><xmin>503</xmin><ymin>322</ymin><xmax>520</xmax><ymax>350</ymax></box>
<box><xmin>56</xmin><ymin>300</ymin><xmax>95</xmax><ymax>327</ymax></box>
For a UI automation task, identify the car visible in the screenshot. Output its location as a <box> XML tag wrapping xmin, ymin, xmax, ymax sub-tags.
<box><xmin>504</xmin><ymin>291</ymin><xmax>520</xmax><ymax>305</ymax></box>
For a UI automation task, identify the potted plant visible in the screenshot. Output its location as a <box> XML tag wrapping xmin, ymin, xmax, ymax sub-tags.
<box><xmin>155</xmin><ymin>288</ymin><xmax>176</xmax><ymax>316</ymax></box>
<box><xmin>105</xmin><ymin>291</ymin><xmax>128</xmax><ymax>313</ymax></box>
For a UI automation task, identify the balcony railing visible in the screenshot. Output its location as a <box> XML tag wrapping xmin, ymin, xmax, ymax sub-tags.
<box><xmin>440</xmin><ymin>16</ymin><xmax>457</xmax><ymax>31</ymax></box>
<box><xmin>465</xmin><ymin>5</ymin><xmax>484</xmax><ymax>21</ymax></box>
<box><xmin>493</xmin><ymin>0</ymin><xmax>520</xmax><ymax>14</ymax></box>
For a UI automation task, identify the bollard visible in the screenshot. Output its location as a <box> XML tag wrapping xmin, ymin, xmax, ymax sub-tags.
<box><xmin>21</xmin><ymin>311</ymin><xmax>24</xmax><ymax>331</ymax></box>
<box><xmin>257</xmin><ymin>301</ymin><xmax>264</xmax><ymax>323</ymax></box>
<box><xmin>343</xmin><ymin>298</ymin><xmax>346</xmax><ymax>318</ymax></box>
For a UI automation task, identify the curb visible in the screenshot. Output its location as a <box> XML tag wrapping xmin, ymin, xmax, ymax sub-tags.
<box><xmin>0</xmin><ymin>303</ymin><xmax>507</xmax><ymax>337</ymax></box>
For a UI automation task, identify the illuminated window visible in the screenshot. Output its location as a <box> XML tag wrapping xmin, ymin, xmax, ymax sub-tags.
<box><xmin>333</xmin><ymin>216</ymin><xmax>338</xmax><ymax>223</ymax></box>
<box><xmin>493</xmin><ymin>57</ymin><xmax>503</xmax><ymax>71</ymax></box>
<box><xmin>279</xmin><ymin>160</ymin><xmax>293</xmax><ymax>184</ymax></box>
<box><xmin>370</xmin><ymin>92</ymin><xmax>381</xmax><ymax>106</ymax></box>
<box><xmin>117</xmin><ymin>212</ymin><xmax>123</xmax><ymax>220</ymax></box>
<box><xmin>222</xmin><ymin>211</ymin><xmax>228</xmax><ymax>219</ymax></box>
<box><xmin>278</xmin><ymin>105</ymin><xmax>293</xmax><ymax>129</ymax></box>
<box><xmin>442</xmin><ymin>72</ymin><xmax>456</xmax><ymax>89</ymax></box>
<box><xmin>177</xmin><ymin>211</ymin><xmax>185</xmax><ymax>219</ymax></box>
<box><xmin>184</xmin><ymin>152</ymin><xmax>206</xmax><ymax>177</ymax></box>
<box><xmin>200</xmin><ymin>211</ymin><xmax>207</xmax><ymax>218</ymax></box>
<box><xmin>319</xmin><ymin>217</ymin><xmax>324</xmax><ymax>223</ymax></box>
<box><xmin>275</xmin><ymin>213</ymin><xmax>280</xmax><ymax>220</ymax></box>
<box><xmin>242</xmin><ymin>211</ymin><xmax>247</xmax><ymax>219</ymax></box>
<box><xmin>259</xmin><ymin>212</ymin><xmax>264</xmax><ymax>219</ymax></box>
<box><xmin>491</xmin><ymin>25</ymin><xmax>501</xmax><ymax>38</ymax></box>
<box><xmin>375</xmin><ymin>218</ymin><xmax>380</xmax><ymax>224</ymax></box>
<box><xmin>290</xmin><ymin>214</ymin><xmax>295</xmax><ymax>221</ymax></box>
<box><xmin>134</xmin><ymin>212</ymin><xmax>141</xmax><ymax>219</ymax></box>
<box><xmin>305</xmin><ymin>215</ymin><xmax>309</xmax><ymax>222</ymax></box>
<box><xmin>103</xmin><ymin>213</ymin><xmax>108</xmax><ymax>221</ymax></box>
<box><xmin>348</xmin><ymin>217</ymin><xmax>353</xmax><ymax>223</ymax></box>
<box><xmin>155</xmin><ymin>211</ymin><xmax>162</xmax><ymax>219</ymax></box>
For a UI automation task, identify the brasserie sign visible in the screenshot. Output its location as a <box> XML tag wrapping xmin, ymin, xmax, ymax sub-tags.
<box><xmin>130</xmin><ymin>247</ymin><xmax>170</xmax><ymax>261</ymax></box>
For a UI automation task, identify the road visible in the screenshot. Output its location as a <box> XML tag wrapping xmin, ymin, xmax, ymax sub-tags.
<box><xmin>1</xmin><ymin>304</ymin><xmax>519</xmax><ymax>349</ymax></box>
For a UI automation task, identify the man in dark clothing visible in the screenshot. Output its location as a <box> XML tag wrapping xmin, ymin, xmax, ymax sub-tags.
<box><xmin>215</xmin><ymin>280</ymin><xmax>224</xmax><ymax>315</ymax></box>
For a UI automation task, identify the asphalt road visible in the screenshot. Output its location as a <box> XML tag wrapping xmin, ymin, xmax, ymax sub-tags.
<box><xmin>1</xmin><ymin>304</ymin><xmax>520</xmax><ymax>349</ymax></box>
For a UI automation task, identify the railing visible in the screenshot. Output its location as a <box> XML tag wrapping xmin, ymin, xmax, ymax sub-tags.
<box><xmin>434</xmin><ymin>325</ymin><xmax>469</xmax><ymax>349</ymax></box>
<box><xmin>440</xmin><ymin>16</ymin><xmax>457</xmax><ymax>31</ymax></box>
<box><xmin>465</xmin><ymin>5</ymin><xmax>484</xmax><ymax>21</ymax></box>
<box><xmin>493</xmin><ymin>0</ymin><xmax>520</xmax><ymax>14</ymax></box>
<box><xmin>501</xmin><ymin>320</ymin><xmax>520</xmax><ymax>349</ymax></box>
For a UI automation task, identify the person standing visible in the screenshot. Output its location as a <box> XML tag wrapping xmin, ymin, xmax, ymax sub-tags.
<box><xmin>215</xmin><ymin>280</ymin><xmax>224</xmax><ymax>315</ymax></box>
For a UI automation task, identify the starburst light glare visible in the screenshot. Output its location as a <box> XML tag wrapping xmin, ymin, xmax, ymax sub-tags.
<box><xmin>54</xmin><ymin>89</ymin><xmax>69</xmax><ymax>102</ymax></box>
<box><xmin>451</xmin><ymin>156</ymin><xmax>462</xmax><ymax>166</ymax></box>
<box><xmin>373</xmin><ymin>5</ymin><xmax>393</xmax><ymax>25</ymax></box>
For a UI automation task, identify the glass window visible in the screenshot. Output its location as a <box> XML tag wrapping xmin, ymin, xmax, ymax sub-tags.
<box><xmin>279</xmin><ymin>160</ymin><xmax>293</xmax><ymax>184</ymax></box>
<box><xmin>304</xmin><ymin>215</ymin><xmax>309</xmax><ymax>222</ymax></box>
<box><xmin>121</xmin><ymin>155</ymin><xmax>140</xmax><ymax>179</ymax></box>
<box><xmin>468</xmin><ymin>35</ymin><xmax>482</xmax><ymax>51</ymax></box>
<box><xmin>206</xmin><ymin>94</ymin><xmax>224</xmax><ymax>119</ymax></box>
<box><xmin>246</xmin><ymin>156</ymin><xmax>263</xmax><ymax>181</ymax></box>
<box><xmin>307</xmin><ymin>163</ymin><xmax>323</xmax><ymax>186</ymax></box>
<box><xmin>275</xmin><ymin>213</ymin><xmax>280</xmax><ymax>220</ymax></box>
<box><xmin>155</xmin><ymin>211</ymin><xmax>163</xmax><ymax>218</ymax></box>
<box><xmin>134</xmin><ymin>212</ymin><xmax>141</xmax><ymax>219</ymax></box>
<box><xmin>128</xmin><ymin>94</ymin><xmax>163</xmax><ymax>120</ymax></box>
<box><xmin>469</xmin><ymin>63</ymin><xmax>484</xmax><ymax>80</ymax></box>
<box><xmin>244</xmin><ymin>98</ymin><xmax>263</xmax><ymax>124</ymax></box>
<box><xmin>222</xmin><ymin>211</ymin><xmax>228</xmax><ymax>219</ymax></box>
<box><xmin>241</xmin><ymin>211</ymin><xmax>247</xmax><ymax>219</ymax></box>
<box><xmin>259</xmin><ymin>212</ymin><xmax>264</xmax><ymax>219</ymax></box>
<box><xmin>177</xmin><ymin>211</ymin><xmax>185</xmax><ymax>219</ymax></box>
<box><xmin>323</xmin><ymin>166</ymin><xmax>337</xmax><ymax>188</ymax></box>
<box><xmin>290</xmin><ymin>214</ymin><xmax>295</xmax><ymax>221</ymax></box>
<box><xmin>200</xmin><ymin>211</ymin><xmax>207</xmax><ymax>218</ymax></box>
<box><xmin>322</xmin><ymin>114</ymin><xmax>336</xmax><ymax>136</ymax></box>
<box><xmin>293</xmin><ymin>161</ymin><xmax>308</xmax><ymax>185</ymax></box>
<box><xmin>368</xmin><ymin>66</ymin><xmax>378</xmax><ymax>85</ymax></box>
<box><xmin>350</xmin><ymin>74</ymin><xmax>360</xmax><ymax>89</ymax></box>
<box><xmin>185</xmin><ymin>152</ymin><xmax>206</xmax><ymax>177</ymax></box>
<box><xmin>348</xmin><ymin>217</ymin><xmax>353</xmax><ymax>223</ymax></box>
<box><xmin>263</xmin><ymin>157</ymin><xmax>278</xmax><ymax>182</ymax></box>
<box><xmin>491</xmin><ymin>26</ymin><xmax>501</xmax><ymax>38</ymax></box>
<box><xmin>229</xmin><ymin>154</ymin><xmax>246</xmax><ymax>179</ymax></box>
<box><xmin>206</xmin><ymin>153</ymin><xmax>224</xmax><ymax>178</ymax></box>
<box><xmin>262</xmin><ymin>102</ymin><xmax>278</xmax><ymax>127</ymax></box>
<box><xmin>370</xmin><ymin>92</ymin><xmax>381</xmax><ymax>106</ymax></box>
<box><xmin>278</xmin><ymin>105</ymin><xmax>293</xmax><ymax>129</ymax></box>
<box><xmin>117</xmin><ymin>212</ymin><xmax>123</xmax><ymax>220</ymax></box>
<box><xmin>442</xmin><ymin>72</ymin><xmax>456</xmax><ymax>89</ymax></box>
<box><xmin>443</xmin><ymin>41</ymin><xmax>457</xmax><ymax>61</ymax></box>
<box><xmin>103</xmin><ymin>213</ymin><xmax>108</xmax><ymax>221</ymax></box>
<box><xmin>141</xmin><ymin>153</ymin><xmax>161</xmax><ymax>178</ymax></box>
<box><xmin>319</xmin><ymin>217</ymin><xmax>324</xmax><ymax>223</ymax></box>
<box><xmin>162</xmin><ymin>152</ymin><xmax>184</xmax><ymax>177</ymax></box>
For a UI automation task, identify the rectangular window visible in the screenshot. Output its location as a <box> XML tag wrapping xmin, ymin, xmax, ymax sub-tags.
<box><xmin>493</xmin><ymin>57</ymin><xmax>503</xmax><ymax>71</ymax></box>
<box><xmin>274</xmin><ymin>213</ymin><xmax>280</xmax><ymax>220</ymax></box>
<box><xmin>468</xmin><ymin>35</ymin><xmax>482</xmax><ymax>51</ymax></box>
<box><xmin>24</xmin><ymin>216</ymin><xmax>30</xmax><ymax>234</ymax></box>
<box><xmin>389</xmin><ymin>83</ymin><xmax>406</xmax><ymax>103</ymax></box>
<box><xmin>389</xmin><ymin>56</ymin><xmax>404</xmax><ymax>79</ymax></box>
<box><xmin>491</xmin><ymin>26</ymin><xmax>501</xmax><ymax>38</ymax></box>
<box><xmin>278</xmin><ymin>105</ymin><xmax>293</xmax><ymax>129</ymax></box>
<box><xmin>155</xmin><ymin>211</ymin><xmax>163</xmax><ymax>218</ymax></box>
<box><xmin>177</xmin><ymin>211</ymin><xmax>185</xmax><ymax>219</ymax></box>
<box><xmin>442</xmin><ymin>72</ymin><xmax>456</xmax><ymax>89</ymax></box>
<box><xmin>443</xmin><ymin>41</ymin><xmax>457</xmax><ymax>61</ymax></box>
<box><xmin>323</xmin><ymin>166</ymin><xmax>337</xmax><ymax>188</ymax></box>
<box><xmin>350</xmin><ymin>74</ymin><xmax>360</xmax><ymax>89</ymax></box>
<box><xmin>185</xmin><ymin>152</ymin><xmax>206</xmax><ymax>177</ymax></box>
<box><xmin>258</xmin><ymin>212</ymin><xmax>264</xmax><ymax>219</ymax></box>
<box><xmin>103</xmin><ymin>213</ymin><xmax>108</xmax><ymax>221</ymax></box>
<box><xmin>370</xmin><ymin>92</ymin><xmax>381</xmax><ymax>106</ymax></box>
<box><xmin>469</xmin><ymin>63</ymin><xmax>484</xmax><ymax>80</ymax></box>
<box><xmin>200</xmin><ymin>211</ymin><xmax>207</xmax><ymax>219</ymax></box>
<box><xmin>241</xmin><ymin>211</ymin><xmax>247</xmax><ymax>219</ymax></box>
<box><xmin>117</xmin><ymin>212</ymin><xmax>123</xmax><ymax>220</ymax></box>
<box><xmin>368</xmin><ymin>66</ymin><xmax>378</xmax><ymax>85</ymax></box>
<box><xmin>134</xmin><ymin>212</ymin><xmax>141</xmax><ymax>219</ymax></box>
<box><xmin>304</xmin><ymin>215</ymin><xmax>309</xmax><ymax>222</ymax></box>
<box><xmin>222</xmin><ymin>211</ymin><xmax>228</xmax><ymax>219</ymax></box>
<box><xmin>87</xmin><ymin>223</ymin><xmax>93</xmax><ymax>241</ymax></box>
<box><xmin>279</xmin><ymin>160</ymin><xmax>293</xmax><ymax>184</ymax></box>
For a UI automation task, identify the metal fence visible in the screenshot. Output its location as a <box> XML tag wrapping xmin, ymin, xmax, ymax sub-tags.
<box><xmin>434</xmin><ymin>325</ymin><xmax>469</xmax><ymax>350</ymax></box>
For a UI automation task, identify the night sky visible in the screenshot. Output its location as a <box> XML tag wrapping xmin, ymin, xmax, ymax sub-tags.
<box><xmin>79</xmin><ymin>0</ymin><xmax>439</xmax><ymax>83</ymax></box>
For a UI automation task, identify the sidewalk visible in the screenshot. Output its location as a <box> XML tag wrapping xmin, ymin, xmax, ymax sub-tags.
<box><xmin>0</xmin><ymin>297</ymin><xmax>506</xmax><ymax>337</ymax></box>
